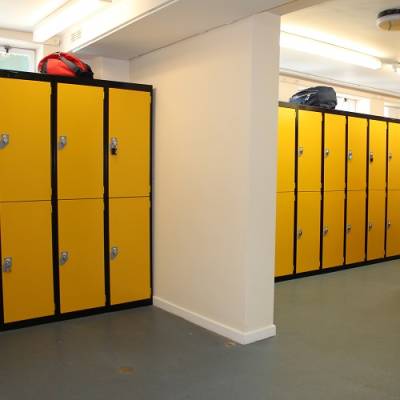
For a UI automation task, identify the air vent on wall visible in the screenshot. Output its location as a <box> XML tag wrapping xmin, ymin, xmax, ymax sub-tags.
<box><xmin>71</xmin><ymin>29</ymin><xmax>82</xmax><ymax>42</ymax></box>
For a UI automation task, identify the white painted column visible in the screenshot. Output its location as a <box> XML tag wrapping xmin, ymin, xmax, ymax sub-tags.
<box><xmin>130</xmin><ymin>11</ymin><xmax>280</xmax><ymax>344</ymax></box>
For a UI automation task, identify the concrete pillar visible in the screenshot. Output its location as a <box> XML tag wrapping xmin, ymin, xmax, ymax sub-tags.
<box><xmin>130</xmin><ymin>11</ymin><xmax>280</xmax><ymax>344</ymax></box>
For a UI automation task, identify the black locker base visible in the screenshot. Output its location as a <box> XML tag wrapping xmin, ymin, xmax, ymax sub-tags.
<box><xmin>0</xmin><ymin>298</ymin><xmax>152</xmax><ymax>332</ymax></box>
<box><xmin>275</xmin><ymin>255</ymin><xmax>400</xmax><ymax>282</ymax></box>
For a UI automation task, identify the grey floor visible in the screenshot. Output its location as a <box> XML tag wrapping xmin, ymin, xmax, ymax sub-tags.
<box><xmin>1</xmin><ymin>262</ymin><xmax>400</xmax><ymax>400</ymax></box>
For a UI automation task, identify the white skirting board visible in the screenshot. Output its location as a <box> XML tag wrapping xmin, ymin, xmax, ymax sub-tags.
<box><xmin>153</xmin><ymin>296</ymin><xmax>276</xmax><ymax>345</ymax></box>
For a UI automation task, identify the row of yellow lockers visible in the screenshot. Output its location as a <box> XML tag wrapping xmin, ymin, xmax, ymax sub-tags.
<box><xmin>276</xmin><ymin>190</ymin><xmax>400</xmax><ymax>277</ymax></box>
<box><xmin>0</xmin><ymin>78</ymin><xmax>151</xmax><ymax>202</ymax></box>
<box><xmin>0</xmin><ymin>197</ymin><xmax>151</xmax><ymax>324</ymax></box>
<box><xmin>277</xmin><ymin>107</ymin><xmax>400</xmax><ymax>193</ymax></box>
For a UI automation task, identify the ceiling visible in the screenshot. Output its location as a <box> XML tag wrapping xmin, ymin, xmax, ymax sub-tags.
<box><xmin>0</xmin><ymin>0</ymin><xmax>69</xmax><ymax>31</ymax></box>
<box><xmin>77</xmin><ymin>0</ymin><xmax>321</xmax><ymax>59</ymax></box>
<box><xmin>281</xmin><ymin>0</ymin><xmax>400</xmax><ymax>95</ymax></box>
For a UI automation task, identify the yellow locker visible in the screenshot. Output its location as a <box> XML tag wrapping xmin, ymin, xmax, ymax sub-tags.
<box><xmin>388</xmin><ymin>123</ymin><xmax>400</xmax><ymax>190</ymax></box>
<box><xmin>109</xmin><ymin>89</ymin><xmax>151</xmax><ymax>198</ymax></box>
<box><xmin>298</xmin><ymin>110</ymin><xmax>322</xmax><ymax>192</ymax></box>
<box><xmin>368</xmin><ymin>120</ymin><xmax>387</xmax><ymax>191</ymax></box>
<box><xmin>57</xmin><ymin>84</ymin><xmax>103</xmax><ymax>199</ymax></box>
<box><xmin>386</xmin><ymin>191</ymin><xmax>400</xmax><ymax>257</ymax></box>
<box><xmin>347</xmin><ymin>117</ymin><xmax>367</xmax><ymax>191</ymax></box>
<box><xmin>345</xmin><ymin>191</ymin><xmax>366</xmax><ymax>264</ymax></box>
<box><xmin>367</xmin><ymin>190</ymin><xmax>386</xmax><ymax>260</ymax></box>
<box><xmin>0</xmin><ymin>202</ymin><xmax>54</xmax><ymax>323</ymax></box>
<box><xmin>109</xmin><ymin>197</ymin><xmax>151</xmax><ymax>304</ymax></box>
<box><xmin>296</xmin><ymin>192</ymin><xmax>321</xmax><ymax>273</ymax></box>
<box><xmin>275</xmin><ymin>192</ymin><xmax>294</xmax><ymax>277</ymax></box>
<box><xmin>277</xmin><ymin>107</ymin><xmax>295</xmax><ymax>192</ymax></box>
<box><xmin>324</xmin><ymin>114</ymin><xmax>346</xmax><ymax>191</ymax></box>
<box><xmin>322</xmin><ymin>191</ymin><xmax>345</xmax><ymax>269</ymax></box>
<box><xmin>58</xmin><ymin>199</ymin><xmax>105</xmax><ymax>313</ymax></box>
<box><xmin>0</xmin><ymin>78</ymin><xmax>51</xmax><ymax>202</ymax></box>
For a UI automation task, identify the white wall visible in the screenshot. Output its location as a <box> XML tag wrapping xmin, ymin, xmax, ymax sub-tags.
<box><xmin>279</xmin><ymin>74</ymin><xmax>400</xmax><ymax>117</ymax></box>
<box><xmin>130</xmin><ymin>12</ymin><xmax>280</xmax><ymax>344</ymax></box>
<box><xmin>81</xmin><ymin>56</ymin><xmax>130</xmax><ymax>81</ymax></box>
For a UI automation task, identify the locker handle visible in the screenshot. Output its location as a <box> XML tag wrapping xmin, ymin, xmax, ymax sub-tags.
<box><xmin>323</xmin><ymin>226</ymin><xmax>329</xmax><ymax>236</ymax></box>
<box><xmin>2</xmin><ymin>257</ymin><xmax>12</xmax><ymax>273</ymax></box>
<box><xmin>0</xmin><ymin>133</ymin><xmax>9</xmax><ymax>149</ymax></box>
<box><xmin>387</xmin><ymin>220</ymin><xmax>392</xmax><ymax>229</ymax></box>
<box><xmin>348</xmin><ymin>150</ymin><xmax>353</xmax><ymax>161</ymax></box>
<box><xmin>298</xmin><ymin>147</ymin><xmax>304</xmax><ymax>157</ymax></box>
<box><xmin>346</xmin><ymin>224</ymin><xmax>352</xmax><ymax>234</ymax></box>
<box><xmin>368</xmin><ymin>223</ymin><xmax>373</xmax><ymax>231</ymax></box>
<box><xmin>324</xmin><ymin>148</ymin><xmax>330</xmax><ymax>158</ymax></box>
<box><xmin>58</xmin><ymin>136</ymin><xmax>67</xmax><ymax>150</ymax></box>
<box><xmin>297</xmin><ymin>229</ymin><xmax>303</xmax><ymax>239</ymax></box>
<box><xmin>59</xmin><ymin>251</ymin><xmax>69</xmax><ymax>266</ymax></box>
<box><xmin>369</xmin><ymin>152</ymin><xmax>374</xmax><ymax>163</ymax></box>
<box><xmin>110</xmin><ymin>137</ymin><xmax>118</xmax><ymax>155</ymax></box>
<box><xmin>110</xmin><ymin>246</ymin><xmax>119</xmax><ymax>260</ymax></box>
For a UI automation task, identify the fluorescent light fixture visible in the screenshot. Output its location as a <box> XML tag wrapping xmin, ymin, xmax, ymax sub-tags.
<box><xmin>280</xmin><ymin>32</ymin><xmax>382</xmax><ymax>70</ymax></box>
<box><xmin>33</xmin><ymin>0</ymin><xmax>112</xmax><ymax>43</ymax></box>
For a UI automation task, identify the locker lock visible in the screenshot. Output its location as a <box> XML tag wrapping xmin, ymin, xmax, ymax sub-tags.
<box><xmin>59</xmin><ymin>251</ymin><xmax>69</xmax><ymax>266</ymax></box>
<box><xmin>369</xmin><ymin>152</ymin><xmax>374</xmax><ymax>163</ymax></box>
<box><xmin>324</xmin><ymin>148</ymin><xmax>330</xmax><ymax>158</ymax></box>
<box><xmin>346</xmin><ymin>224</ymin><xmax>352</xmax><ymax>234</ymax></box>
<box><xmin>348</xmin><ymin>150</ymin><xmax>353</xmax><ymax>161</ymax></box>
<box><xmin>110</xmin><ymin>246</ymin><xmax>119</xmax><ymax>260</ymax></box>
<box><xmin>323</xmin><ymin>226</ymin><xmax>329</xmax><ymax>236</ymax></box>
<box><xmin>297</xmin><ymin>229</ymin><xmax>303</xmax><ymax>239</ymax></box>
<box><xmin>389</xmin><ymin>152</ymin><xmax>393</xmax><ymax>161</ymax></box>
<box><xmin>298</xmin><ymin>147</ymin><xmax>304</xmax><ymax>157</ymax></box>
<box><xmin>58</xmin><ymin>136</ymin><xmax>67</xmax><ymax>150</ymax></box>
<box><xmin>2</xmin><ymin>257</ymin><xmax>12</xmax><ymax>273</ymax></box>
<box><xmin>110</xmin><ymin>137</ymin><xmax>118</xmax><ymax>155</ymax></box>
<box><xmin>0</xmin><ymin>133</ymin><xmax>9</xmax><ymax>149</ymax></box>
<box><xmin>387</xmin><ymin>220</ymin><xmax>392</xmax><ymax>230</ymax></box>
<box><xmin>368</xmin><ymin>223</ymin><xmax>373</xmax><ymax>231</ymax></box>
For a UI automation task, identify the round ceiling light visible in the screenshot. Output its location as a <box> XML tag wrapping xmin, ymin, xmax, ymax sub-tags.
<box><xmin>377</xmin><ymin>9</ymin><xmax>400</xmax><ymax>31</ymax></box>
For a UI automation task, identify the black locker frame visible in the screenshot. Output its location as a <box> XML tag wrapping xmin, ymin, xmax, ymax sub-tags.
<box><xmin>276</xmin><ymin>101</ymin><xmax>400</xmax><ymax>282</ymax></box>
<box><xmin>0</xmin><ymin>69</ymin><xmax>153</xmax><ymax>330</ymax></box>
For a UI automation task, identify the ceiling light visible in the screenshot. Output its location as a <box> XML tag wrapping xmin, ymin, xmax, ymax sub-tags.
<box><xmin>377</xmin><ymin>9</ymin><xmax>400</xmax><ymax>31</ymax></box>
<box><xmin>33</xmin><ymin>0</ymin><xmax>112</xmax><ymax>43</ymax></box>
<box><xmin>280</xmin><ymin>32</ymin><xmax>382</xmax><ymax>70</ymax></box>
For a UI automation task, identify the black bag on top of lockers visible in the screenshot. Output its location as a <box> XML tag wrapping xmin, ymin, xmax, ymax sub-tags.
<box><xmin>289</xmin><ymin>86</ymin><xmax>337</xmax><ymax>110</ymax></box>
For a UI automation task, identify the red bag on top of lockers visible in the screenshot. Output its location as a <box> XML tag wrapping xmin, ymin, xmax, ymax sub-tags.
<box><xmin>38</xmin><ymin>52</ymin><xmax>94</xmax><ymax>78</ymax></box>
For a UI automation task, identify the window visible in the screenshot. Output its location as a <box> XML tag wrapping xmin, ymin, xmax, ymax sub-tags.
<box><xmin>0</xmin><ymin>46</ymin><xmax>35</xmax><ymax>72</ymax></box>
<box><xmin>336</xmin><ymin>95</ymin><xmax>357</xmax><ymax>112</ymax></box>
<box><xmin>384</xmin><ymin>104</ymin><xmax>400</xmax><ymax>119</ymax></box>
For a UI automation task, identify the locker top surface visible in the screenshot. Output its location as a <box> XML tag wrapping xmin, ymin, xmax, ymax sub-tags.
<box><xmin>279</xmin><ymin>101</ymin><xmax>400</xmax><ymax>125</ymax></box>
<box><xmin>0</xmin><ymin>69</ymin><xmax>152</xmax><ymax>93</ymax></box>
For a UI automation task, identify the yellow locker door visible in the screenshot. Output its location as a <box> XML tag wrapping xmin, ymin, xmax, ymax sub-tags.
<box><xmin>346</xmin><ymin>191</ymin><xmax>366</xmax><ymax>264</ymax></box>
<box><xmin>58</xmin><ymin>199</ymin><xmax>105</xmax><ymax>313</ymax></box>
<box><xmin>277</xmin><ymin>107</ymin><xmax>296</xmax><ymax>192</ymax></box>
<box><xmin>367</xmin><ymin>190</ymin><xmax>386</xmax><ymax>260</ymax></box>
<box><xmin>347</xmin><ymin>117</ymin><xmax>367</xmax><ymax>191</ymax></box>
<box><xmin>57</xmin><ymin>84</ymin><xmax>103</xmax><ymax>199</ymax></box>
<box><xmin>386</xmin><ymin>191</ymin><xmax>400</xmax><ymax>257</ymax></box>
<box><xmin>0</xmin><ymin>202</ymin><xmax>54</xmax><ymax>323</ymax></box>
<box><xmin>298</xmin><ymin>110</ymin><xmax>322</xmax><ymax>192</ymax></box>
<box><xmin>275</xmin><ymin>192</ymin><xmax>294</xmax><ymax>277</ymax></box>
<box><xmin>109</xmin><ymin>89</ymin><xmax>151</xmax><ymax>198</ymax></box>
<box><xmin>0</xmin><ymin>78</ymin><xmax>51</xmax><ymax>202</ymax></box>
<box><xmin>322</xmin><ymin>191</ymin><xmax>345</xmax><ymax>269</ymax></box>
<box><xmin>109</xmin><ymin>197</ymin><xmax>151</xmax><ymax>305</ymax></box>
<box><xmin>296</xmin><ymin>192</ymin><xmax>321</xmax><ymax>273</ymax></box>
<box><xmin>388</xmin><ymin>123</ymin><xmax>400</xmax><ymax>190</ymax></box>
<box><xmin>324</xmin><ymin>114</ymin><xmax>346</xmax><ymax>191</ymax></box>
<box><xmin>369</xmin><ymin>120</ymin><xmax>387</xmax><ymax>191</ymax></box>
